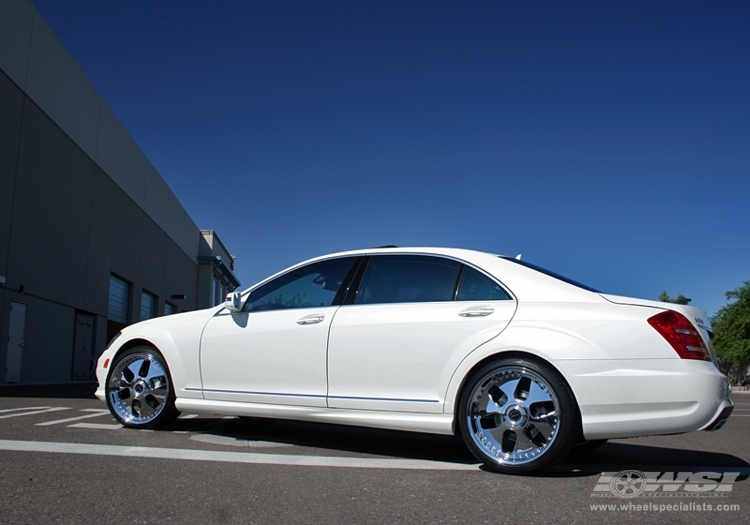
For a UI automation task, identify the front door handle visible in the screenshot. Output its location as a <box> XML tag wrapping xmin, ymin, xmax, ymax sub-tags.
<box><xmin>458</xmin><ymin>306</ymin><xmax>494</xmax><ymax>317</ymax></box>
<box><xmin>297</xmin><ymin>314</ymin><xmax>325</xmax><ymax>325</ymax></box>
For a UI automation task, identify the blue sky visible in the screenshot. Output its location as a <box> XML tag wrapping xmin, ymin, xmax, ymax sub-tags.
<box><xmin>31</xmin><ymin>0</ymin><xmax>749</xmax><ymax>317</ymax></box>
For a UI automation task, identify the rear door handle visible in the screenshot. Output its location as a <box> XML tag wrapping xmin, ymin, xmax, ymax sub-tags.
<box><xmin>458</xmin><ymin>306</ymin><xmax>494</xmax><ymax>317</ymax></box>
<box><xmin>297</xmin><ymin>314</ymin><xmax>325</xmax><ymax>325</ymax></box>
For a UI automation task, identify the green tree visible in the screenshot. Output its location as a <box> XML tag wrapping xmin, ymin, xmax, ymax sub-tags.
<box><xmin>658</xmin><ymin>290</ymin><xmax>692</xmax><ymax>305</ymax></box>
<box><xmin>711</xmin><ymin>281</ymin><xmax>750</xmax><ymax>385</ymax></box>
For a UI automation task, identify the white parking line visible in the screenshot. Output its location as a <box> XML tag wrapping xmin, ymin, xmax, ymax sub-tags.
<box><xmin>179</xmin><ymin>414</ymin><xmax>199</xmax><ymax>419</ymax></box>
<box><xmin>36</xmin><ymin>410</ymin><xmax>113</xmax><ymax>426</ymax></box>
<box><xmin>0</xmin><ymin>406</ymin><xmax>51</xmax><ymax>413</ymax></box>
<box><xmin>0</xmin><ymin>407</ymin><xmax>70</xmax><ymax>420</ymax></box>
<box><xmin>0</xmin><ymin>439</ymin><xmax>480</xmax><ymax>471</ymax></box>
<box><xmin>67</xmin><ymin>423</ymin><xmax>122</xmax><ymax>430</ymax></box>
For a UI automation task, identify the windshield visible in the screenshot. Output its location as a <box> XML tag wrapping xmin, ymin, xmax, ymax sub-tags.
<box><xmin>499</xmin><ymin>257</ymin><xmax>600</xmax><ymax>293</ymax></box>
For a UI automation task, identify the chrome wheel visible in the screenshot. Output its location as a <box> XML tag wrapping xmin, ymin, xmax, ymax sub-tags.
<box><xmin>106</xmin><ymin>347</ymin><xmax>176</xmax><ymax>428</ymax></box>
<box><xmin>459</xmin><ymin>358</ymin><xmax>576</xmax><ymax>474</ymax></box>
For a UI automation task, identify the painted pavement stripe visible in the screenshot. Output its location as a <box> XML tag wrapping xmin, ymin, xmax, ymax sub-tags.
<box><xmin>0</xmin><ymin>407</ymin><xmax>70</xmax><ymax>420</ymax></box>
<box><xmin>36</xmin><ymin>411</ymin><xmax>114</xmax><ymax>426</ymax></box>
<box><xmin>0</xmin><ymin>439</ymin><xmax>480</xmax><ymax>471</ymax></box>
<box><xmin>68</xmin><ymin>423</ymin><xmax>122</xmax><ymax>430</ymax></box>
<box><xmin>0</xmin><ymin>407</ymin><xmax>50</xmax><ymax>414</ymax></box>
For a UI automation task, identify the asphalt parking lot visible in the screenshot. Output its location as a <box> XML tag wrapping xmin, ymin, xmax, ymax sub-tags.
<box><xmin>0</xmin><ymin>393</ymin><xmax>748</xmax><ymax>524</ymax></box>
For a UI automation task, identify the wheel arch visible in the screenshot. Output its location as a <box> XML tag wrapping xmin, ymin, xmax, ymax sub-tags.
<box><xmin>114</xmin><ymin>337</ymin><xmax>162</xmax><ymax>356</ymax></box>
<box><xmin>105</xmin><ymin>338</ymin><xmax>175</xmax><ymax>389</ymax></box>
<box><xmin>448</xmin><ymin>350</ymin><xmax>583</xmax><ymax>437</ymax></box>
<box><xmin>102</xmin><ymin>330</ymin><xmax>191</xmax><ymax>398</ymax></box>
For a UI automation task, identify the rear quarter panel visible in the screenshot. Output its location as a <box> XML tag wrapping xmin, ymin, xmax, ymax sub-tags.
<box><xmin>445</xmin><ymin>300</ymin><xmax>692</xmax><ymax>418</ymax></box>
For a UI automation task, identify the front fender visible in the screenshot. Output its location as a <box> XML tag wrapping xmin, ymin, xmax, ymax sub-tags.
<box><xmin>95</xmin><ymin>308</ymin><xmax>218</xmax><ymax>401</ymax></box>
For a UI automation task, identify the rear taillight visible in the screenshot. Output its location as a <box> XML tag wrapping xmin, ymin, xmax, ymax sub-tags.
<box><xmin>648</xmin><ymin>310</ymin><xmax>711</xmax><ymax>361</ymax></box>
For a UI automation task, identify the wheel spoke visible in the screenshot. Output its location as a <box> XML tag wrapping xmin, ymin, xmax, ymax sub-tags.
<box><xmin>498</xmin><ymin>380</ymin><xmax>519</xmax><ymax>406</ymax></box>
<box><xmin>512</xmin><ymin>429</ymin><xmax>540</xmax><ymax>452</ymax></box>
<box><xmin>145</xmin><ymin>379</ymin><xmax>168</xmax><ymax>401</ymax></box>
<box><xmin>524</xmin><ymin>424</ymin><xmax>549</xmax><ymax>447</ymax></box>
<box><xmin>136</xmin><ymin>398</ymin><xmax>158</xmax><ymax>418</ymax></box>
<box><xmin>524</xmin><ymin>380</ymin><xmax>553</xmax><ymax>406</ymax></box>
<box><xmin>124</xmin><ymin>396</ymin><xmax>137</xmax><ymax>416</ymax></box>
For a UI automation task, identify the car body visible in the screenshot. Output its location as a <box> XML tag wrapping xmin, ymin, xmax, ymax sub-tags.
<box><xmin>96</xmin><ymin>247</ymin><xmax>733</xmax><ymax>474</ymax></box>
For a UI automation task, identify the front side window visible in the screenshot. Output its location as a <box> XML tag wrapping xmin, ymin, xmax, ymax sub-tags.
<box><xmin>243</xmin><ymin>257</ymin><xmax>357</xmax><ymax>312</ymax></box>
<box><xmin>457</xmin><ymin>267</ymin><xmax>512</xmax><ymax>301</ymax></box>
<box><xmin>356</xmin><ymin>255</ymin><xmax>461</xmax><ymax>305</ymax></box>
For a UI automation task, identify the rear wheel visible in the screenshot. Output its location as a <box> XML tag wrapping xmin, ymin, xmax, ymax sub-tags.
<box><xmin>106</xmin><ymin>346</ymin><xmax>179</xmax><ymax>429</ymax></box>
<box><xmin>458</xmin><ymin>356</ymin><xmax>577</xmax><ymax>475</ymax></box>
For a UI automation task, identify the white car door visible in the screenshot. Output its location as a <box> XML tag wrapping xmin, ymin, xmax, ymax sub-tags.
<box><xmin>327</xmin><ymin>255</ymin><xmax>516</xmax><ymax>414</ymax></box>
<box><xmin>200</xmin><ymin>256</ymin><xmax>358</xmax><ymax>407</ymax></box>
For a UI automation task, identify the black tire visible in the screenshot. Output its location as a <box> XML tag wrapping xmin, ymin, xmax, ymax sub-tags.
<box><xmin>105</xmin><ymin>346</ymin><xmax>179</xmax><ymax>429</ymax></box>
<box><xmin>458</xmin><ymin>356</ymin><xmax>578</xmax><ymax>475</ymax></box>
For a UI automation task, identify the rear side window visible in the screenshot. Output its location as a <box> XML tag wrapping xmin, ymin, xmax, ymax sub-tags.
<box><xmin>499</xmin><ymin>257</ymin><xmax>599</xmax><ymax>292</ymax></box>
<box><xmin>356</xmin><ymin>255</ymin><xmax>461</xmax><ymax>305</ymax></box>
<box><xmin>457</xmin><ymin>267</ymin><xmax>512</xmax><ymax>301</ymax></box>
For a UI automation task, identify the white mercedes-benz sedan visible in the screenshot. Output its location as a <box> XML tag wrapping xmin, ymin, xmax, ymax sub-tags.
<box><xmin>95</xmin><ymin>247</ymin><xmax>733</xmax><ymax>474</ymax></box>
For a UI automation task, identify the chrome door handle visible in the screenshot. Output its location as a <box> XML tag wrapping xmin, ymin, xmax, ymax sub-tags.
<box><xmin>297</xmin><ymin>314</ymin><xmax>325</xmax><ymax>325</ymax></box>
<box><xmin>458</xmin><ymin>307</ymin><xmax>494</xmax><ymax>317</ymax></box>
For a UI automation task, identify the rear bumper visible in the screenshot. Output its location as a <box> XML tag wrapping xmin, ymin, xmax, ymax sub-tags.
<box><xmin>558</xmin><ymin>359</ymin><xmax>733</xmax><ymax>440</ymax></box>
<box><xmin>700</xmin><ymin>402</ymin><xmax>734</xmax><ymax>431</ymax></box>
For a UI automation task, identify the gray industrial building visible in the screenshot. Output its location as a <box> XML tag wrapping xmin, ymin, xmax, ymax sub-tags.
<box><xmin>0</xmin><ymin>0</ymin><xmax>240</xmax><ymax>388</ymax></box>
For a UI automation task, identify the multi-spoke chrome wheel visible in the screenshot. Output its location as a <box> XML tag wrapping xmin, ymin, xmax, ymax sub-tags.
<box><xmin>106</xmin><ymin>347</ymin><xmax>178</xmax><ymax>429</ymax></box>
<box><xmin>458</xmin><ymin>357</ymin><xmax>577</xmax><ymax>474</ymax></box>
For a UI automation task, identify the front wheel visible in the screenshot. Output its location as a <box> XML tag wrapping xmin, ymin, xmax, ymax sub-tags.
<box><xmin>105</xmin><ymin>346</ymin><xmax>179</xmax><ymax>429</ymax></box>
<box><xmin>458</xmin><ymin>357</ymin><xmax>578</xmax><ymax>475</ymax></box>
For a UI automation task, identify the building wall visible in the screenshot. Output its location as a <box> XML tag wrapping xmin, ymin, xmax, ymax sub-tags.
<box><xmin>0</xmin><ymin>0</ymin><xmax>237</xmax><ymax>385</ymax></box>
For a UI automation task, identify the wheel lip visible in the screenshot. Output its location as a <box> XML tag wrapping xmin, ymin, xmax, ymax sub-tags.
<box><xmin>463</xmin><ymin>365</ymin><xmax>561</xmax><ymax>467</ymax></box>
<box><xmin>106</xmin><ymin>349</ymin><xmax>171</xmax><ymax>426</ymax></box>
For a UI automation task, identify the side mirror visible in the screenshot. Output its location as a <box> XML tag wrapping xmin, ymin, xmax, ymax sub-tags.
<box><xmin>224</xmin><ymin>291</ymin><xmax>242</xmax><ymax>313</ymax></box>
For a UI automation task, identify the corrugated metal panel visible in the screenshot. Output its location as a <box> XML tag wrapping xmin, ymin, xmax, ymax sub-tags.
<box><xmin>140</xmin><ymin>290</ymin><xmax>156</xmax><ymax>321</ymax></box>
<box><xmin>108</xmin><ymin>275</ymin><xmax>129</xmax><ymax>324</ymax></box>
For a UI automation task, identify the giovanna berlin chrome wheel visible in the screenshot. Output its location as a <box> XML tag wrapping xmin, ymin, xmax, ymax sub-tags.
<box><xmin>458</xmin><ymin>357</ymin><xmax>577</xmax><ymax>474</ymax></box>
<box><xmin>106</xmin><ymin>346</ymin><xmax>178</xmax><ymax>429</ymax></box>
